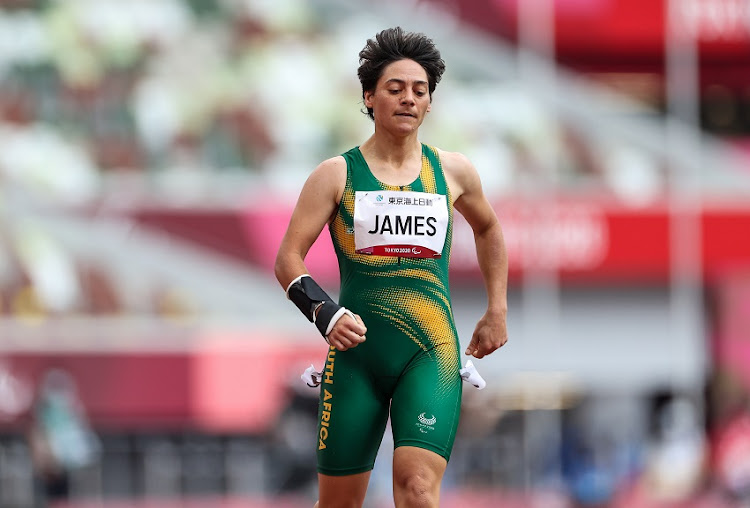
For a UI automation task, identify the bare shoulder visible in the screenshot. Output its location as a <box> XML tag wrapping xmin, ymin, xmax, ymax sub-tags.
<box><xmin>312</xmin><ymin>155</ymin><xmax>347</xmax><ymax>181</ymax></box>
<box><xmin>436</xmin><ymin>148</ymin><xmax>473</xmax><ymax>171</ymax></box>
<box><xmin>305</xmin><ymin>155</ymin><xmax>347</xmax><ymax>200</ymax></box>
<box><xmin>436</xmin><ymin>148</ymin><xmax>497</xmax><ymax>229</ymax></box>
<box><xmin>436</xmin><ymin>148</ymin><xmax>481</xmax><ymax>201</ymax></box>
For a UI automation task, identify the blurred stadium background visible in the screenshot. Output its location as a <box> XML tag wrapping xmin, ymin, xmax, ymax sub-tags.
<box><xmin>1</xmin><ymin>0</ymin><xmax>750</xmax><ymax>506</ymax></box>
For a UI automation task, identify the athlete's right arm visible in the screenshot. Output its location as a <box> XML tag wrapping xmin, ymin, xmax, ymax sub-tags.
<box><xmin>274</xmin><ymin>157</ymin><xmax>367</xmax><ymax>351</ymax></box>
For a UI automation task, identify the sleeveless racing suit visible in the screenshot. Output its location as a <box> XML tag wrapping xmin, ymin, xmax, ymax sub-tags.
<box><xmin>317</xmin><ymin>144</ymin><xmax>462</xmax><ymax>475</ymax></box>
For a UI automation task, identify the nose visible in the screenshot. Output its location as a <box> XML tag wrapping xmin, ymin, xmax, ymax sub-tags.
<box><xmin>401</xmin><ymin>91</ymin><xmax>415</xmax><ymax>105</ymax></box>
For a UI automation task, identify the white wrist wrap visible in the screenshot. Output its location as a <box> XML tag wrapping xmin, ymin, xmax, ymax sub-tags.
<box><xmin>285</xmin><ymin>273</ymin><xmax>343</xmax><ymax>338</ymax></box>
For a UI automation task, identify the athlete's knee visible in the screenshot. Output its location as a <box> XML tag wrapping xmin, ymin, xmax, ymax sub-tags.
<box><xmin>315</xmin><ymin>500</ymin><xmax>362</xmax><ymax>508</ymax></box>
<box><xmin>393</xmin><ymin>468</ymin><xmax>440</xmax><ymax>508</ymax></box>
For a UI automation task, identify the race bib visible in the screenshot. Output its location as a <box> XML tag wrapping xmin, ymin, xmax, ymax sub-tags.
<box><xmin>354</xmin><ymin>190</ymin><xmax>448</xmax><ymax>258</ymax></box>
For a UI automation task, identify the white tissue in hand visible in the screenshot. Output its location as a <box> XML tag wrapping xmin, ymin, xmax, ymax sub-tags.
<box><xmin>460</xmin><ymin>360</ymin><xmax>486</xmax><ymax>390</ymax></box>
<box><xmin>301</xmin><ymin>364</ymin><xmax>322</xmax><ymax>387</ymax></box>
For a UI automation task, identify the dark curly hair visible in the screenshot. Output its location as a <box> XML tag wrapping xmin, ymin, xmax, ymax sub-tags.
<box><xmin>357</xmin><ymin>27</ymin><xmax>446</xmax><ymax>120</ymax></box>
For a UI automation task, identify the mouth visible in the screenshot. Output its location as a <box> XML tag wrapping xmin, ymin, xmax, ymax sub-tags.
<box><xmin>396</xmin><ymin>113</ymin><xmax>416</xmax><ymax>118</ymax></box>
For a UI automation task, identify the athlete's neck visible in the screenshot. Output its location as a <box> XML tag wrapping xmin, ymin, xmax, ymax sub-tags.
<box><xmin>360</xmin><ymin>134</ymin><xmax>421</xmax><ymax>171</ymax></box>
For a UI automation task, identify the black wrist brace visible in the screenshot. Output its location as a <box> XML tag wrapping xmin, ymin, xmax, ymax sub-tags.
<box><xmin>286</xmin><ymin>275</ymin><xmax>342</xmax><ymax>337</ymax></box>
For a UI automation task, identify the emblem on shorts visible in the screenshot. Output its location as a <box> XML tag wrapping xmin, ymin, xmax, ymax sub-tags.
<box><xmin>418</xmin><ymin>413</ymin><xmax>437</xmax><ymax>425</ymax></box>
<box><xmin>416</xmin><ymin>413</ymin><xmax>437</xmax><ymax>433</ymax></box>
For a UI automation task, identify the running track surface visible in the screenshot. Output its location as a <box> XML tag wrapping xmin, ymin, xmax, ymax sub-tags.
<box><xmin>49</xmin><ymin>489</ymin><xmax>735</xmax><ymax>508</ymax></box>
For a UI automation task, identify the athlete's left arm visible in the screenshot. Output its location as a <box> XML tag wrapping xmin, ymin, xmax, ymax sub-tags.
<box><xmin>443</xmin><ymin>150</ymin><xmax>508</xmax><ymax>359</ymax></box>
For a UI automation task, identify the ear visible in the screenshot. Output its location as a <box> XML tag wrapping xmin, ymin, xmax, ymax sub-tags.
<box><xmin>364</xmin><ymin>90</ymin><xmax>374</xmax><ymax>109</ymax></box>
<box><xmin>426</xmin><ymin>102</ymin><xmax>431</xmax><ymax>113</ymax></box>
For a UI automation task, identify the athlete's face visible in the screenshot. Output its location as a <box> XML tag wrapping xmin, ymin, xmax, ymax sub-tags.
<box><xmin>364</xmin><ymin>59</ymin><xmax>431</xmax><ymax>135</ymax></box>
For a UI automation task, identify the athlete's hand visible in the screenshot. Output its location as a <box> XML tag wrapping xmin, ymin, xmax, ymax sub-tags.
<box><xmin>465</xmin><ymin>309</ymin><xmax>507</xmax><ymax>359</ymax></box>
<box><xmin>327</xmin><ymin>313</ymin><xmax>367</xmax><ymax>351</ymax></box>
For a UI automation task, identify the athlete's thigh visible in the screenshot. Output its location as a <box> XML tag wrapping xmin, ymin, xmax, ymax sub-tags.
<box><xmin>389</xmin><ymin>346</ymin><xmax>463</xmax><ymax>461</ymax></box>
<box><xmin>316</xmin><ymin>346</ymin><xmax>390</xmax><ymax>476</ymax></box>
<box><xmin>317</xmin><ymin>470</ymin><xmax>371</xmax><ymax>508</ymax></box>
